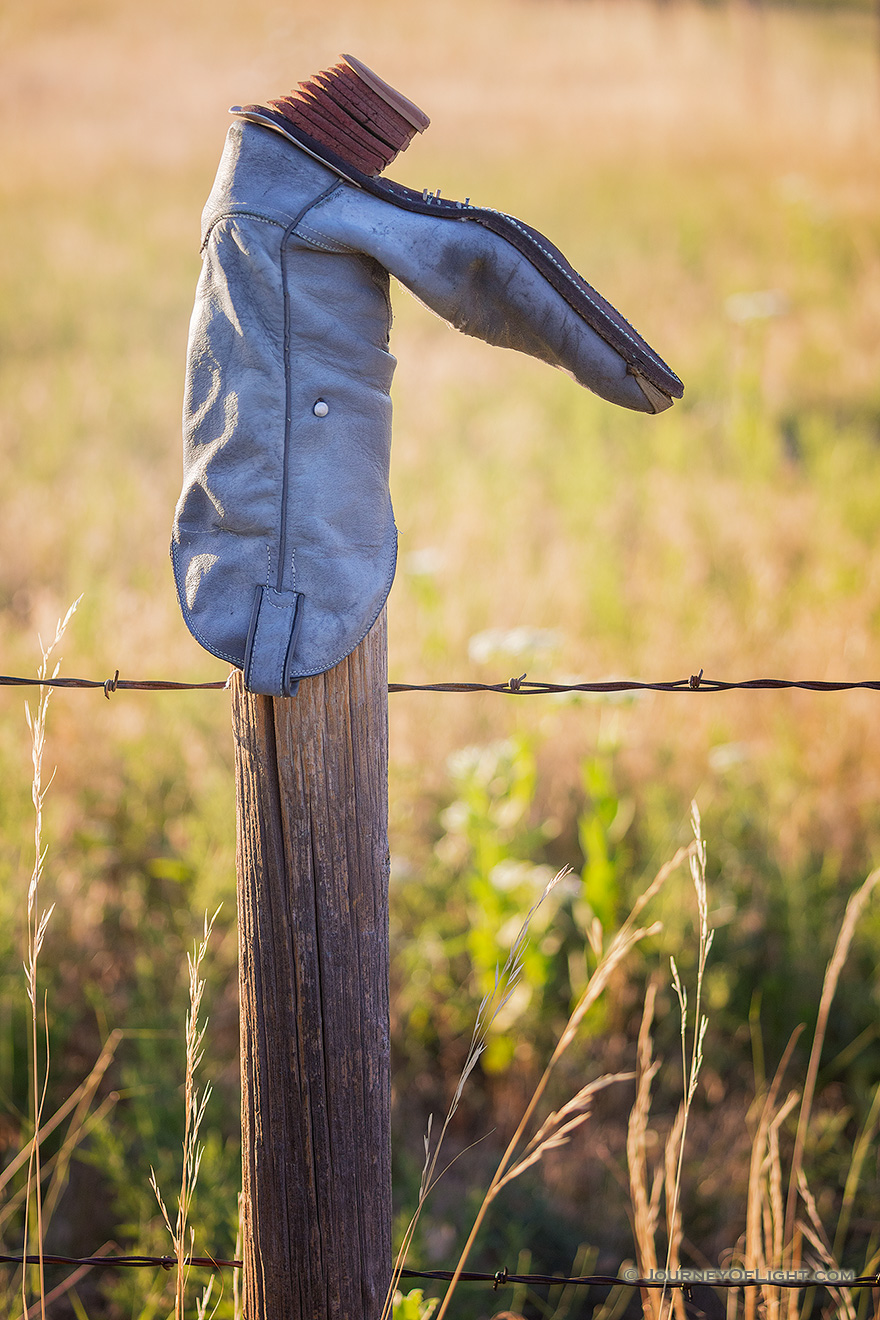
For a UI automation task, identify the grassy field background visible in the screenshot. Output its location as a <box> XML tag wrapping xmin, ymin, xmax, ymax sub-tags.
<box><xmin>3</xmin><ymin>0</ymin><xmax>880</xmax><ymax>1316</ymax></box>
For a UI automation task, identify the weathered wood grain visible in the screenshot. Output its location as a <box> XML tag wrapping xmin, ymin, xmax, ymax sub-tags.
<box><xmin>231</xmin><ymin>613</ymin><xmax>390</xmax><ymax>1320</ymax></box>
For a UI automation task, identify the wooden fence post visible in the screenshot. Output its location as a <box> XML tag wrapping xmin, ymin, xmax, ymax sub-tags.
<box><xmin>230</xmin><ymin>611</ymin><xmax>391</xmax><ymax>1320</ymax></box>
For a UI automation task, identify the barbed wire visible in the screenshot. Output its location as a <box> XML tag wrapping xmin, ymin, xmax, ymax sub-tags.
<box><xmin>2</xmin><ymin>1253</ymin><xmax>878</xmax><ymax>1292</ymax></box>
<box><xmin>398</xmin><ymin>1266</ymin><xmax>880</xmax><ymax>1292</ymax></box>
<box><xmin>0</xmin><ymin>672</ymin><xmax>229</xmax><ymax>699</ymax></box>
<box><xmin>388</xmin><ymin>672</ymin><xmax>880</xmax><ymax>695</ymax></box>
<box><xmin>0</xmin><ymin>1254</ymin><xmax>232</xmax><ymax>1270</ymax></box>
<box><xmin>1</xmin><ymin>668</ymin><xmax>880</xmax><ymax>699</ymax></box>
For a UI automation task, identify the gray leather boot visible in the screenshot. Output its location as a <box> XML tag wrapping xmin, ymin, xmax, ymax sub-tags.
<box><xmin>172</xmin><ymin>57</ymin><xmax>683</xmax><ymax>695</ymax></box>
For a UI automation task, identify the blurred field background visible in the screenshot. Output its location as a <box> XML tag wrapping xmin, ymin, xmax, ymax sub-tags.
<box><xmin>3</xmin><ymin>0</ymin><xmax>880</xmax><ymax>1315</ymax></box>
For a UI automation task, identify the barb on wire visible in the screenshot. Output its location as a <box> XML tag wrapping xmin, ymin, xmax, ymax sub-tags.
<box><xmin>0</xmin><ymin>671</ymin><xmax>879</xmax><ymax>697</ymax></box>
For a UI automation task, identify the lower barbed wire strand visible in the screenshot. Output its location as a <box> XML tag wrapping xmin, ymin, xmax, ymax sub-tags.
<box><xmin>397</xmin><ymin>1268</ymin><xmax>880</xmax><ymax>1290</ymax></box>
<box><xmin>0</xmin><ymin>1255</ymin><xmax>877</xmax><ymax>1289</ymax></box>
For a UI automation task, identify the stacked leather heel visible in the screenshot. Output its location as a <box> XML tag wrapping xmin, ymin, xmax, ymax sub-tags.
<box><xmin>244</xmin><ymin>54</ymin><xmax>430</xmax><ymax>176</ymax></box>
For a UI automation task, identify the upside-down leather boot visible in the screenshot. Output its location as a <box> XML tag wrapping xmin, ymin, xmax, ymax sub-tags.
<box><xmin>172</xmin><ymin>55</ymin><xmax>683</xmax><ymax>695</ymax></box>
